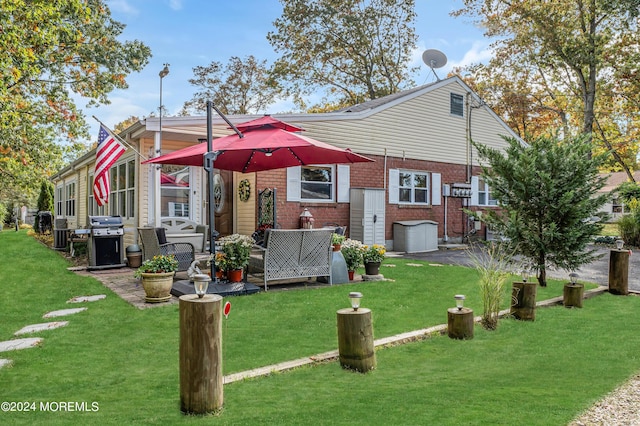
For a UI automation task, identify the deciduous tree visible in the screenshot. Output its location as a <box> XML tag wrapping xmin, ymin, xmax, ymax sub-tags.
<box><xmin>268</xmin><ymin>0</ymin><xmax>418</xmax><ymax>110</ymax></box>
<box><xmin>181</xmin><ymin>56</ymin><xmax>282</xmax><ymax>115</ymax></box>
<box><xmin>454</xmin><ymin>0</ymin><xmax>640</xmax><ymax>177</ymax></box>
<box><xmin>0</xmin><ymin>0</ymin><xmax>150</xmax><ymax>202</ymax></box>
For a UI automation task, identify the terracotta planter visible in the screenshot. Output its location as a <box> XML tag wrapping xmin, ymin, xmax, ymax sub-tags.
<box><xmin>348</xmin><ymin>270</ymin><xmax>355</xmax><ymax>281</ymax></box>
<box><xmin>227</xmin><ymin>268</ymin><xmax>243</xmax><ymax>283</ymax></box>
<box><xmin>215</xmin><ymin>269</ymin><xmax>224</xmax><ymax>279</ymax></box>
<box><xmin>140</xmin><ymin>271</ymin><xmax>175</xmax><ymax>303</ymax></box>
<box><xmin>332</xmin><ymin>244</ymin><xmax>342</xmax><ymax>252</ymax></box>
<box><xmin>364</xmin><ymin>261</ymin><xmax>380</xmax><ymax>275</ymax></box>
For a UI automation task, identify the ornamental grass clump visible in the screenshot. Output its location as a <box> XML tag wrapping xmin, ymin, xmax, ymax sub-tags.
<box><xmin>363</xmin><ymin>244</ymin><xmax>386</xmax><ymax>263</ymax></box>
<box><xmin>134</xmin><ymin>254</ymin><xmax>178</xmax><ymax>278</ymax></box>
<box><xmin>467</xmin><ymin>241</ymin><xmax>515</xmax><ymax>330</ymax></box>
<box><xmin>218</xmin><ymin>233</ymin><xmax>255</xmax><ymax>270</ymax></box>
<box><xmin>341</xmin><ymin>238</ymin><xmax>365</xmax><ymax>271</ymax></box>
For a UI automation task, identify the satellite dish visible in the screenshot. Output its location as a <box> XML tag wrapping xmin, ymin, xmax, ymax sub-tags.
<box><xmin>422</xmin><ymin>49</ymin><xmax>447</xmax><ymax>81</ymax></box>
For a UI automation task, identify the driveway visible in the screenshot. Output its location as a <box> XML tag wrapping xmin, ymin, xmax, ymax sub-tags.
<box><xmin>401</xmin><ymin>244</ymin><xmax>639</xmax><ymax>292</ymax></box>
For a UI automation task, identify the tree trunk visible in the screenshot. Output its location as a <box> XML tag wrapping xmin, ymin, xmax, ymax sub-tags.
<box><xmin>537</xmin><ymin>267</ymin><xmax>547</xmax><ymax>287</ymax></box>
<box><xmin>609</xmin><ymin>249</ymin><xmax>630</xmax><ymax>295</ymax></box>
<box><xmin>336</xmin><ymin>308</ymin><xmax>376</xmax><ymax>372</ymax></box>
<box><xmin>179</xmin><ymin>294</ymin><xmax>223</xmax><ymax>414</ymax></box>
<box><xmin>511</xmin><ymin>281</ymin><xmax>537</xmax><ymax>321</ymax></box>
<box><xmin>563</xmin><ymin>283</ymin><xmax>584</xmax><ymax>308</ymax></box>
<box><xmin>447</xmin><ymin>308</ymin><xmax>474</xmax><ymax>339</ymax></box>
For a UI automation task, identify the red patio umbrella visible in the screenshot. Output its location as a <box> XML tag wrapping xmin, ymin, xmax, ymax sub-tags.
<box><xmin>143</xmin><ymin>117</ymin><xmax>374</xmax><ymax>172</ymax></box>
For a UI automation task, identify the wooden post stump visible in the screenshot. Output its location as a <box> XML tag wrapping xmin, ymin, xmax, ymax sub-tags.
<box><xmin>447</xmin><ymin>308</ymin><xmax>474</xmax><ymax>340</ymax></box>
<box><xmin>179</xmin><ymin>294</ymin><xmax>223</xmax><ymax>414</ymax></box>
<box><xmin>510</xmin><ymin>281</ymin><xmax>537</xmax><ymax>321</ymax></box>
<box><xmin>563</xmin><ymin>283</ymin><xmax>584</xmax><ymax>308</ymax></box>
<box><xmin>336</xmin><ymin>308</ymin><xmax>376</xmax><ymax>372</ymax></box>
<box><xmin>609</xmin><ymin>249</ymin><xmax>629</xmax><ymax>295</ymax></box>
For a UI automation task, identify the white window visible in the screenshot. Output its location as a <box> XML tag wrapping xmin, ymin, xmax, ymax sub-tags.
<box><xmin>450</xmin><ymin>93</ymin><xmax>464</xmax><ymax>117</ymax></box>
<box><xmin>400</xmin><ymin>171</ymin><xmax>429</xmax><ymax>204</ymax></box>
<box><xmin>89</xmin><ymin>158</ymin><xmax>135</xmax><ymax>218</ymax></box>
<box><xmin>65</xmin><ymin>182</ymin><xmax>76</xmax><ymax>217</ymax></box>
<box><xmin>55</xmin><ymin>186</ymin><xmax>63</xmax><ymax>216</ymax></box>
<box><xmin>389</xmin><ymin>169</ymin><xmax>441</xmax><ymax>206</ymax></box>
<box><xmin>611</xmin><ymin>198</ymin><xmax>624</xmax><ymax>214</ymax></box>
<box><xmin>287</xmin><ymin>165</ymin><xmax>350</xmax><ymax>203</ymax></box>
<box><xmin>161</xmin><ymin>164</ymin><xmax>191</xmax><ymax>218</ymax></box>
<box><xmin>471</xmin><ymin>176</ymin><xmax>497</xmax><ymax>206</ymax></box>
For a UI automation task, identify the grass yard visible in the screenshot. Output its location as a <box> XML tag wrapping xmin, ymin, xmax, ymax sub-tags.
<box><xmin>1</xmin><ymin>230</ymin><xmax>638</xmax><ymax>425</ymax></box>
<box><xmin>600</xmin><ymin>222</ymin><xmax>619</xmax><ymax>237</ymax></box>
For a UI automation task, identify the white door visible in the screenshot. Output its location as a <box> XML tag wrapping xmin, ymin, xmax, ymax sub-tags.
<box><xmin>356</xmin><ymin>189</ymin><xmax>385</xmax><ymax>246</ymax></box>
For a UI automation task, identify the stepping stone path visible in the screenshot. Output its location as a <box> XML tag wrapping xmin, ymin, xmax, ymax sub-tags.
<box><xmin>43</xmin><ymin>307</ymin><xmax>87</xmax><ymax>318</ymax></box>
<box><xmin>0</xmin><ymin>294</ymin><xmax>105</xmax><ymax>370</ymax></box>
<box><xmin>14</xmin><ymin>321</ymin><xmax>69</xmax><ymax>336</ymax></box>
<box><xmin>0</xmin><ymin>338</ymin><xmax>43</xmax><ymax>353</ymax></box>
<box><xmin>68</xmin><ymin>294</ymin><xmax>106</xmax><ymax>303</ymax></box>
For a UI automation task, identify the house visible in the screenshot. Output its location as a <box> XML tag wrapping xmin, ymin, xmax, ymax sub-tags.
<box><xmin>598</xmin><ymin>171</ymin><xmax>640</xmax><ymax>222</ymax></box>
<box><xmin>51</xmin><ymin>76</ymin><xmax>519</xmax><ymax>257</ymax></box>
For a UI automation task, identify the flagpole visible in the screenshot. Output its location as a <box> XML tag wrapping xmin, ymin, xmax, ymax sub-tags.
<box><xmin>92</xmin><ymin>116</ymin><xmax>148</xmax><ymax>161</ymax></box>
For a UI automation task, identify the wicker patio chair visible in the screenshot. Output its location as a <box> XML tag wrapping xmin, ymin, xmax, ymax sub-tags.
<box><xmin>138</xmin><ymin>227</ymin><xmax>195</xmax><ymax>272</ymax></box>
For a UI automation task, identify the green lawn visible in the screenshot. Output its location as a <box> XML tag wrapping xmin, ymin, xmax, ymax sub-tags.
<box><xmin>1</xmin><ymin>230</ymin><xmax>638</xmax><ymax>425</ymax></box>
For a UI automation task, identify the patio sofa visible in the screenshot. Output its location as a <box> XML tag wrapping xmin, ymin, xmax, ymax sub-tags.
<box><xmin>159</xmin><ymin>218</ymin><xmax>208</xmax><ymax>252</ymax></box>
<box><xmin>248</xmin><ymin>228</ymin><xmax>334</xmax><ymax>290</ymax></box>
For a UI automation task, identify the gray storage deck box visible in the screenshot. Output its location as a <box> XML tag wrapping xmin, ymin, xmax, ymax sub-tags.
<box><xmin>393</xmin><ymin>220</ymin><xmax>438</xmax><ymax>253</ymax></box>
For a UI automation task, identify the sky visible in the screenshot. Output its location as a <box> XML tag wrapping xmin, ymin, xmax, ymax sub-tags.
<box><xmin>83</xmin><ymin>0</ymin><xmax>492</xmax><ymax>143</ymax></box>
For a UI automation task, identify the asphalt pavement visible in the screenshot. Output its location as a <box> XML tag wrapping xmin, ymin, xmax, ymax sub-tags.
<box><xmin>401</xmin><ymin>244</ymin><xmax>639</xmax><ymax>292</ymax></box>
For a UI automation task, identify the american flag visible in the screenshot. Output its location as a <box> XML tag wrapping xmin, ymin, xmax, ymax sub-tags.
<box><xmin>93</xmin><ymin>125</ymin><xmax>126</xmax><ymax>206</ymax></box>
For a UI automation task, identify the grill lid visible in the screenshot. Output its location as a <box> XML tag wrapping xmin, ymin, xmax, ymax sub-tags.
<box><xmin>88</xmin><ymin>215</ymin><xmax>124</xmax><ymax>228</ymax></box>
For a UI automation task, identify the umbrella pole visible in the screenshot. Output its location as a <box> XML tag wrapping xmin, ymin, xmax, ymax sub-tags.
<box><xmin>206</xmin><ymin>101</ymin><xmax>219</xmax><ymax>280</ymax></box>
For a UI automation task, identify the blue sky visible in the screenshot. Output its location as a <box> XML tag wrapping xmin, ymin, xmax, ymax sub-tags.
<box><xmin>85</xmin><ymin>0</ymin><xmax>491</xmax><ymax>142</ymax></box>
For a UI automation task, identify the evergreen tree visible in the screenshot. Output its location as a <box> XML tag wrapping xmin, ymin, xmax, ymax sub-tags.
<box><xmin>474</xmin><ymin>135</ymin><xmax>609</xmax><ymax>286</ymax></box>
<box><xmin>37</xmin><ymin>180</ymin><xmax>54</xmax><ymax>213</ymax></box>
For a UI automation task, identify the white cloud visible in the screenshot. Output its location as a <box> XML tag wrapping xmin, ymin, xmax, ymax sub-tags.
<box><xmin>169</xmin><ymin>0</ymin><xmax>183</xmax><ymax>11</ymax></box>
<box><xmin>107</xmin><ymin>0</ymin><xmax>139</xmax><ymax>16</ymax></box>
<box><xmin>449</xmin><ymin>40</ymin><xmax>494</xmax><ymax>69</ymax></box>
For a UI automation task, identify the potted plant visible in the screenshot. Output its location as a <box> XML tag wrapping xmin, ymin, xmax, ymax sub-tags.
<box><xmin>332</xmin><ymin>233</ymin><xmax>346</xmax><ymax>251</ymax></box>
<box><xmin>362</xmin><ymin>244</ymin><xmax>386</xmax><ymax>275</ymax></box>
<box><xmin>134</xmin><ymin>254</ymin><xmax>179</xmax><ymax>303</ymax></box>
<box><xmin>341</xmin><ymin>238</ymin><xmax>364</xmax><ymax>280</ymax></box>
<box><xmin>218</xmin><ymin>233</ymin><xmax>255</xmax><ymax>282</ymax></box>
<box><xmin>207</xmin><ymin>252</ymin><xmax>229</xmax><ymax>279</ymax></box>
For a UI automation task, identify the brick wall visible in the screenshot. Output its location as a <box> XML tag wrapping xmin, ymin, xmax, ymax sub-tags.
<box><xmin>255</xmin><ymin>154</ymin><xmax>490</xmax><ymax>242</ymax></box>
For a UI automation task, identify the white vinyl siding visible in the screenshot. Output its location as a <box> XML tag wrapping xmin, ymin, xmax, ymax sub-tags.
<box><xmin>294</xmin><ymin>79</ymin><xmax>517</xmax><ymax>168</ymax></box>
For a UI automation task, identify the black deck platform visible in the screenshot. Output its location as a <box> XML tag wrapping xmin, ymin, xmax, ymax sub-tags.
<box><xmin>171</xmin><ymin>279</ymin><xmax>261</xmax><ymax>297</ymax></box>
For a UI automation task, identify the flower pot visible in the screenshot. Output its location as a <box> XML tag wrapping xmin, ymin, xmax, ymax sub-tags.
<box><xmin>140</xmin><ymin>271</ymin><xmax>175</xmax><ymax>303</ymax></box>
<box><xmin>216</xmin><ymin>269</ymin><xmax>224</xmax><ymax>279</ymax></box>
<box><xmin>332</xmin><ymin>244</ymin><xmax>342</xmax><ymax>252</ymax></box>
<box><xmin>227</xmin><ymin>268</ymin><xmax>243</xmax><ymax>283</ymax></box>
<box><xmin>348</xmin><ymin>270</ymin><xmax>355</xmax><ymax>281</ymax></box>
<box><xmin>364</xmin><ymin>261</ymin><xmax>380</xmax><ymax>275</ymax></box>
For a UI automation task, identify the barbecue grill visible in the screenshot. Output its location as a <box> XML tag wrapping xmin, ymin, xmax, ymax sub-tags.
<box><xmin>87</xmin><ymin>215</ymin><xmax>126</xmax><ymax>270</ymax></box>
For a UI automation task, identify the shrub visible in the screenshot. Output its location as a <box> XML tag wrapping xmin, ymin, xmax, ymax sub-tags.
<box><xmin>618</xmin><ymin>213</ymin><xmax>640</xmax><ymax>248</ymax></box>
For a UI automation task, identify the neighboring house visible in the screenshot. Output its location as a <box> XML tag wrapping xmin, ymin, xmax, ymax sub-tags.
<box><xmin>51</xmin><ymin>76</ymin><xmax>518</xmax><ymax>252</ymax></box>
<box><xmin>598</xmin><ymin>171</ymin><xmax>640</xmax><ymax>222</ymax></box>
